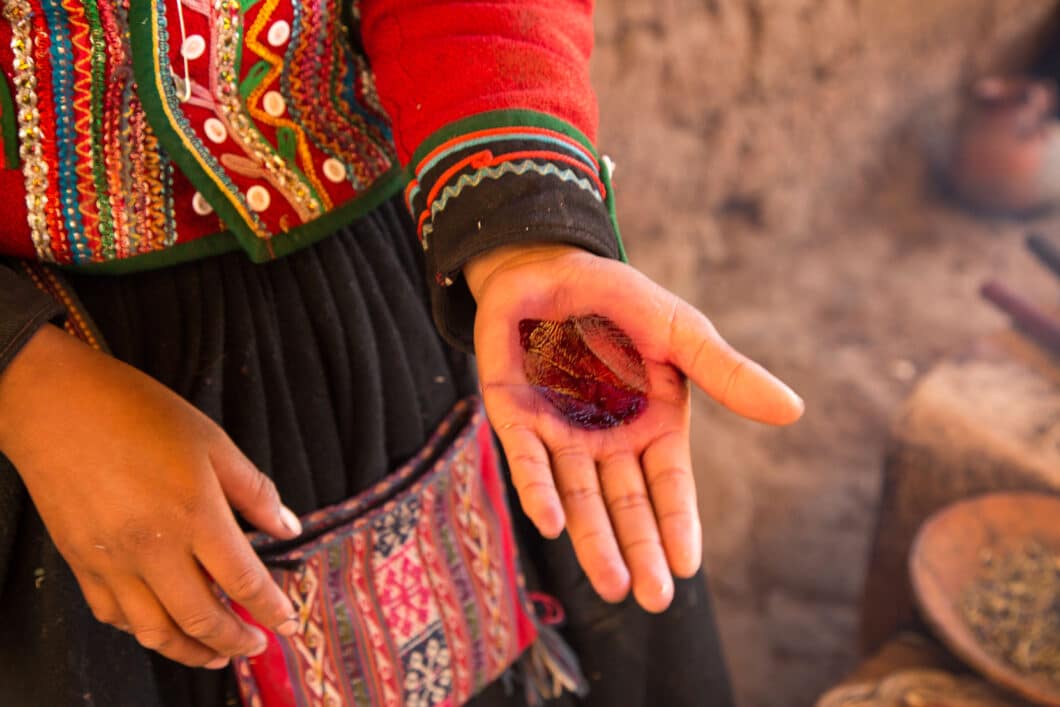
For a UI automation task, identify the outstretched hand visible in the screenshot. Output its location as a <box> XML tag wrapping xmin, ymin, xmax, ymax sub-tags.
<box><xmin>465</xmin><ymin>245</ymin><xmax>803</xmax><ymax>613</ymax></box>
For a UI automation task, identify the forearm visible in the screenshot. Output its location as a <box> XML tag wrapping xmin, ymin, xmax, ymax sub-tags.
<box><xmin>0</xmin><ymin>324</ymin><xmax>65</xmax><ymax>451</ymax></box>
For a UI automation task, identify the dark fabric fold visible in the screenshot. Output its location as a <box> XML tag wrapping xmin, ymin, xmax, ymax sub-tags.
<box><xmin>0</xmin><ymin>196</ymin><xmax>732</xmax><ymax>707</ymax></box>
<box><xmin>0</xmin><ymin>262</ymin><xmax>66</xmax><ymax>373</ymax></box>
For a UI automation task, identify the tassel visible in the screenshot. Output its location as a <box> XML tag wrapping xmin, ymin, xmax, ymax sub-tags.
<box><xmin>516</xmin><ymin>624</ymin><xmax>589</xmax><ymax>705</ymax></box>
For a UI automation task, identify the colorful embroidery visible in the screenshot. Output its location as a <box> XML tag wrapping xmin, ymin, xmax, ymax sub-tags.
<box><xmin>244</xmin><ymin>0</ymin><xmax>331</xmax><ymax>212</ymax></box>
<box><xmin>281</xmin><ymin>0</ymin><xmax>391</xmax><ymax>189</ymax></box>
<box><xmin>134</xmin><ymin>0</ymin><xmax>397</xmax><ymax>252</ymax></box>
<box><xmin>404</xmin><ymin>127</ymin><xmax>607</xmax><ymax>251</ymax></box>
<box><xmin>4</xmin><ymin>0</ymin><xmax>186</xmax><ymax>264</ymax></box>
<box><xmin>2</xmin><ymin>0</ymin><xmax>398</xmax><ymax>266</ymax></box>
<box><xmin>417</xmin><ymin>483</ymin><xmax>475</xmax><ymax>699</ymax></box>
<box><xmin>231</xmin><ymin>399</ymin><xmax>537</xmax><ymax>707</ymax></box>
<box><xmin>421</xmin><ymin>159</ymin><xmax>604</xmax><ymax>246</ymax></box>
<box><xmin>63</xmin><ymin>0</ymin><xmax>110</xmax><ymax>257</ymax></box>
<box><xmin>208</xmin><ymin>0</ymin><xmax>324</xmax><ymax>224</ymax></box>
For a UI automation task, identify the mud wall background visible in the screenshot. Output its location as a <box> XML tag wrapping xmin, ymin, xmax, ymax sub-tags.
<box><xmin>589</xmin><ymin>2</ymin><xmax>1060</xmax><ymax>704</ymax></box>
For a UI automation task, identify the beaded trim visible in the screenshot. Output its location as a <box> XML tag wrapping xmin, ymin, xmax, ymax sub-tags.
<box><xmin>5</xmin><ymin>0</ymin><xmax>54</xmax><ymax>261</ymax></box>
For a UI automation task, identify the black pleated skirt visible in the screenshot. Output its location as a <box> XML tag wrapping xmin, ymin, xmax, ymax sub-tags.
<box><xmin>0</xmin><ymin>197</ymin><xmax>733</xmax><ymax>706</ymax></box>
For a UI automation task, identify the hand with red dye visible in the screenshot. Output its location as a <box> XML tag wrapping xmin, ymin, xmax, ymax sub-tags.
<box><xmin>465</xmin><ymin>244</ymin><xmax>804</xmax><ymax>613</ymax></box>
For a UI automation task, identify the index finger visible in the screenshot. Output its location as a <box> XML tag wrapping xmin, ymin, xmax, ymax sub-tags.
<box><xmin>144</xmin><ymin>556</ymin><xmax>270</xmax><ymax>657</ymax></box>
<box><xmin>193</xmin><ymin>514</ymin><xmax>296</xmax><ymax>636</ymax></box>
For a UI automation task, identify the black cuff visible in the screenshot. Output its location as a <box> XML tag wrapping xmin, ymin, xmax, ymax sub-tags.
<box><xmin>0</xmin><ymin>263</ymin><xmax>66</xmax><ymax>373</ymax></box>
<box><xmin>408</xmin><ymin>133</ymin><xmax>622</xmax><ymax>352</ymax></box>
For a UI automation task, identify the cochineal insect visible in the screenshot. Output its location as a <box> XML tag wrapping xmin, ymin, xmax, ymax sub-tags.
<box><xmin>519</xmin><ymin>314</ymin><xmax>649</xmax><ymax>430</ymax></box>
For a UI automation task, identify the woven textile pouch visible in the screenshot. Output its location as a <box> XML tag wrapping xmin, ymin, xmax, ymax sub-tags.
<box><xmin>16</xmin><ymin>264</ymin><xmax>580</xmax><ymax>706</ymax></box>
<box><xmin>231</xmin><ymin>398</ymin><xmax>541</xmax><ymax>707</ymax></box>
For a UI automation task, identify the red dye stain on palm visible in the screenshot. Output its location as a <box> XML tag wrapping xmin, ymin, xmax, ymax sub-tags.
<box><xmin>519</xmin><ymin>314</ymin><xmax>649</xmax><ymax>430</ymax></box>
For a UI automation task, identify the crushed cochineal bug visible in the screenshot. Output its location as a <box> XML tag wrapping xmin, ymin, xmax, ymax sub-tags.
<box><xmin>519</xmin><ymin>314</ymin><xmax>649</xmax><ymax>430</ymax></box>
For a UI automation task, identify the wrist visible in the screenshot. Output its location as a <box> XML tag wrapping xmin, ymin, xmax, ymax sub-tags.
<box><xmin>0</xmin><ymin>324</ymin><xmax>67</xmax><ymax>451</ymax></box>
<box><xmin>462</xmin><ymin>243</ymin><xmax>583</xmax><ymax>303</ymax></box>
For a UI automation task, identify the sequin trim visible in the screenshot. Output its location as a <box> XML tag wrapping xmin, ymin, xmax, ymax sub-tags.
<box><xmin>5</xmin><ymin>0</ymin><xmax>54</xmax><ymax>261</ymax></box>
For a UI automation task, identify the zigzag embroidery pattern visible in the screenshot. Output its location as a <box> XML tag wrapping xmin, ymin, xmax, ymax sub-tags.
<box><xmin>63</xmin><ymin>0</ymin><xmax>103</xmax><ymax>254</ymax></box>
<box><xmin>243</xmin><ymin>0</ymin><xmax>332</xmax><ymax>212</ymax></box>
<box><xmin>421</xmin><ymin>159</ymin><xmax>603</xmax><ymax>246</ymax></box>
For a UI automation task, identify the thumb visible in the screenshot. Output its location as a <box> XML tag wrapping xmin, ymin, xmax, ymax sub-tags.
<box><xmin>669</xmin><ymin>299</ymin><xmax>805</xmax><ymax>426</ymax></box>
<box><xmin>209</xmin><ymin>438</ymin><xmax>302</xmax><ymax>540</ymax></box>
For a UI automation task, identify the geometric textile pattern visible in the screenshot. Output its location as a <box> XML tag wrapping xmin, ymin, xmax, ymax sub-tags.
<box><xmin>230</xmin><ymin>398</ymin><xmax>537</xmax><ymax>707</ymax></box>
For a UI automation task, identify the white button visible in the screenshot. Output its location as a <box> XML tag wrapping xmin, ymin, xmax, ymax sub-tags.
<box><xmin>204</xmin><ymin>118</ymin><xmax>227</xmax><ymax>144</ymax></box>
<box><xmin>322</xmin><ymin>158</ymin><xmax>346</xmax><ymax>183</ymax></box>
<box><xmin>267</xmin><ymin>20</ymin><xmax>291</xmax><ymax>47</ymax></box>
<box><xmin>246</xmin><ymin>185</ymin><xmax>271</xmax><ymax>212</ymax></box>
<box><xmin>191</xmin><ymin>192</ymin><xmax>214</xmax><ymax>216</ymax></box>
<box><xmin>181</xmin><ymin>34</ymin><xmax>206</xmax><ymax>60</ymax></box>
<box><xmin>263</xmin><ymin>91</ymin><xmax>286</xmax><ymax>118</ymax></box>
<box><xmin>602</xmin><ymin>154</ymin><xmax>616</xmax><ymax>179</ymax></box>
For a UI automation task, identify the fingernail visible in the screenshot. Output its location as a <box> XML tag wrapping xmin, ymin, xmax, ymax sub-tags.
<box><xmin>538</xmin><ymin>514</ymin><xmax>564</xmax><ymax>540</ymax></box>
<box><xmin>205</xmin><ymin>656</ymin><xmax>230</xmax><ymax>670</ymax></box>
<box><xmin>773</xmin><ymin>379</ymin><xmax>805</xmax><ymax>419</ymax></box>
<box><xmin>603</xmin><ymin>563</ymin><xmax>631</xmax><ymax>597</ymax></box>
<box><xmin>247</xmin><ymin>628</ymin><xmax>268</xmax><ymax>657</ymax></box>
<box><xmin>660</xmin><ymin>576</ymin><xmax>674</xmax><ymax>598</ymax></box>
<box><xmin>680</xmin><ymin>547</ymin><xmax>701</xmax><ymax>577</ymax></box>
<box><xmin>279</xmin><ymin>505</ymin><xmax>302</xmax><ymax>536</ymax></box>
<box><xmin>276</xmin><ymin>616</ymin><xmax>299</xmax><ymax>637</ymax></box>
<box><xmin>786</xmin><ymin>386</ymin><xmax>805</xmax><ymax>412</ymax></box>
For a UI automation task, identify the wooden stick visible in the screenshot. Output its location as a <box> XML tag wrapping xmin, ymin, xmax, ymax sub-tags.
<box><xmin>980</xmin><ymin>280</ymin><xmax>1060</xmax><ymax>356</ymax></box>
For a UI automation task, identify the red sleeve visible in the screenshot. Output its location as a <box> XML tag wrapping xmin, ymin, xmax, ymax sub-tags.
<box><xmin>359</xmin><ymin>0</ymin><xmax>622</xmax><ymax>352</ymax></box>
<box><xmin>359</xmin><ymin>0</ymin><xmax>599</xmax><ymax>164</ymax></box>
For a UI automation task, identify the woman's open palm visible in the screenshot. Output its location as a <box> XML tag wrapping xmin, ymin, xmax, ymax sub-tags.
<box><xmin>468</xmin><ymin>246</ymin><xmax>804</xmax><ymax>613</ymax></box>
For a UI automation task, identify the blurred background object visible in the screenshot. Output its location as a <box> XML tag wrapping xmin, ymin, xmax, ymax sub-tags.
<box><xmin>945</xmin><ymin>77</ymin><xmax>1060</xmax><ymax>215</ymax></box>
<box><xmin>816</xmin><ymin>633</ymin><xmax>1033</xmax><ymax>706</ymax></box>
<box><xmin>590</xmin><ymin>1</ymin><xmax>1060</xmax><ymax>705</ymax></box>
<box><xmin>909</xmin><ymin>493</ymin><xmax>1060</xmax><ymax>705</ymax></box>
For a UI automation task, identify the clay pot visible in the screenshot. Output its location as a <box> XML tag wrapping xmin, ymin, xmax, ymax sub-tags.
<box><xmin>947</xmin><ymin>77</ymin><xmax>1060</xmax><ymax>215</ymax></box>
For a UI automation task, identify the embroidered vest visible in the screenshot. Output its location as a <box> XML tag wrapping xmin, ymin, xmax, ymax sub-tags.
<box><xmin>0</xmin><ymin>0</ymin><xmax>402</xmax><ymax>267</ymax></box>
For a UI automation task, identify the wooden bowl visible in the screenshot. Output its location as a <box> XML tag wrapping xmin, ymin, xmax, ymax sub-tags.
<box><xmin>910</xmin><ymin>492</ymin><xmax>1060</xmax><ymax>706</ymax></box>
